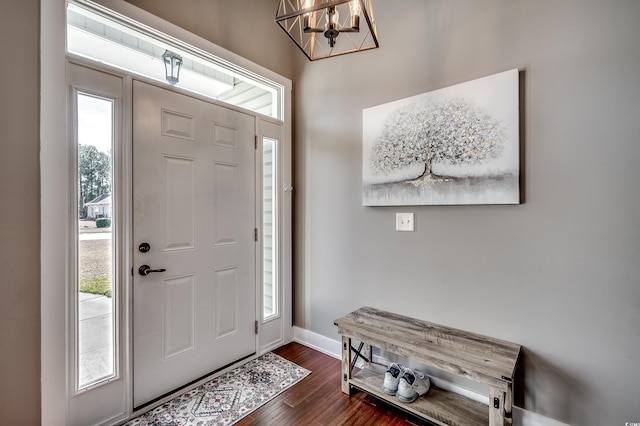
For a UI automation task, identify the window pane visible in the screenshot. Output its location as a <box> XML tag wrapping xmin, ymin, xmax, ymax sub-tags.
<box><xmin>263</xmin><ymin>138</ymin><xmax>278</xmax><ymax>319</ymax></box>
<box><xmin>77</xmin><ymin>93</ymin><xmax>116</xmax><ymax>388</ymax></box>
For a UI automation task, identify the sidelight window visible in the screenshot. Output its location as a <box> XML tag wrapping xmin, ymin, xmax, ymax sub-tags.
<box><xmin>262</xmin><ymin>137</ymin><xmax>278</xmax><ymax>320</ymax></box>
<box><xmin>75</xmin><ymin>92</ymin><xmax>117</xmax><ymax>389</ymax></box>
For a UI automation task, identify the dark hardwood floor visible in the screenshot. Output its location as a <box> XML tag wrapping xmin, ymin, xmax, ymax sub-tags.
<box><xmin>236</xmin><ymin>342</ymin><xmax>433</xmax><ymax>425</ymax></box>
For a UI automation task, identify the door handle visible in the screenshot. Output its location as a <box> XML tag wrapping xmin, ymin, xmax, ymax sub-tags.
<box><xmin>138</xmin><ymin>265</ymin><xmax>167</xmax><ymax>276</ymax></box>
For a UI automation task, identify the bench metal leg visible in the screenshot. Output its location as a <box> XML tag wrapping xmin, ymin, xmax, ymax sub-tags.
<box><xmin>350</xmin><ymin>341</ymin><xmax>371</xmax><ymax>369</ymax></box>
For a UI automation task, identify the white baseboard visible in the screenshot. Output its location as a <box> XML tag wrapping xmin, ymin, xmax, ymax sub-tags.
<box><xmin>292</xmin><ymin>326</ymin><xmax>342</xmax><ymax>359</ymax></box>
<box><xmin>292</xmin><ymin>326</ymin><xmax>569</xmax><ymax>426</ymax></box>
<box><xmin>512</xmin><ymin>407</ymin><xmax>571</xmax><ymax>426</ymax></box>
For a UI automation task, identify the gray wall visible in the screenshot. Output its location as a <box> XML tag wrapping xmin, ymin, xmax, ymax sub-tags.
<box><xmin>294</xmin><ymin>1</ymin><xmax>640</xmax><ymax>425</ymax></box>
<box><xmin>0</xmin><ymin>0</ymin><xmax>41</xmax><ymax>423</ymax></box>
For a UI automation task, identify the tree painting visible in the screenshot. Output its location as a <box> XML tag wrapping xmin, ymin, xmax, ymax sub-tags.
<box><xmin>369</xmin><ymin>99</ymin><xmax>506</xmax><ymax>182</ymax></box>
<box><xmin>362</xmin><ymin>69</ymin><xmax>520</xmax><ymax>206</ymax></box>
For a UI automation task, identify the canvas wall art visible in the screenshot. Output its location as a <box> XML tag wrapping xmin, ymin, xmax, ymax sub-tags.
<box><xmin>362</xmin><ymin>69</ymin><xmax>520</xmax><ymax>206</ymax></box>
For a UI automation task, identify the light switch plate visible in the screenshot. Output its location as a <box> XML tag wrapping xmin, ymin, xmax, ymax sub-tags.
<box><xmin>396</xmin><ymin>212</ymin><xmax>415</xmax><ymax>232</ymax></box>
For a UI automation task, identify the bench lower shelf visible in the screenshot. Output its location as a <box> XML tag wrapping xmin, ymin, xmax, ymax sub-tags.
<box><xmin>351</xmin><ymin>365</ymin><xmax>489</xmax><ymax>426</ymax></box>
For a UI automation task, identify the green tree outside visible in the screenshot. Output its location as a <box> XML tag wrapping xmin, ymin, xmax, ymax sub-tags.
<box><xmin>78</xmin><ymin>144</ymin><xmax>111</xmax><ymax>218</ymax></box>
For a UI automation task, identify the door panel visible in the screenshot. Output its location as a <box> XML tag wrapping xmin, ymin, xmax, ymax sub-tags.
<box><xmin>163</xmin><ymin>155</ymin><xmax>196</xmax><ymax>250</ymax></box>
<box><xmin>214</xmin><ymin>267</ymin><xmax>240</xmax><ymax>338</ymax></box>
<box><xmin>133</xmin><ymin>81</ymin><xmax>256</xmax><ymax>408</ymax></box>
<box><xmin>163</xmin><ymin>275</ymin><xmax>195</xmax><ymax>358</ymax></box>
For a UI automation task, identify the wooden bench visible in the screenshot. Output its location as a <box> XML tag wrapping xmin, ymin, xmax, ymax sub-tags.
<box><xmin>334</xmin><ymin>307</ymin><xmax>521</xmax><ymax>426</ymax></box>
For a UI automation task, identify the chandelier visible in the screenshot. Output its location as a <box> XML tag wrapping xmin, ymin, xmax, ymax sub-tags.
<box><xmin>275</xmin><ymin>0</ymin><xmax>379</xmax><ymax>61</ymax></box>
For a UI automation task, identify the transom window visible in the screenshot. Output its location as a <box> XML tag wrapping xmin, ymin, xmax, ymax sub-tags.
<box><xmin>67</xmin><ymin>1</ymin><xmax>283</xmax><ymax>119</ymax></box>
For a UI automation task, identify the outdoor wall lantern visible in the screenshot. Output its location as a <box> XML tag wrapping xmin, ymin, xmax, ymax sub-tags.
<box><xmin>162</xmin><ymin>50</ymin><xmax>183</xmax><ymax>84</ymax></box>
<box><xmin>275</xmin><ymin>0</ymin><xmax>378</xmax><ymax>61</ymax></box>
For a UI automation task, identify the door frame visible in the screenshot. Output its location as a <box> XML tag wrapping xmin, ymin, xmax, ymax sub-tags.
<box><xmin>41</xmin><ymin>1</ymin><xmax>293</xmax><ymax>424</ymax></box>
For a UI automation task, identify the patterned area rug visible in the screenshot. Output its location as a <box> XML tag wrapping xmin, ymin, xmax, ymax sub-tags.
<box><xmin>125</xmin><ymin>352</ymin><xmax>311</xmax><ymax>425</ymax></box>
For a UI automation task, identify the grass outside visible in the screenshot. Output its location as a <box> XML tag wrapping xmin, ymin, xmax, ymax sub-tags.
<box><xmin>80</xmin><ymin>277</ymin><xmax>111</xmax><ymax>297</ymax></box>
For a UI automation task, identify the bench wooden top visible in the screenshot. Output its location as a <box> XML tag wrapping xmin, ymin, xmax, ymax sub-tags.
<box><xmin>334</xmin><ymin>306</ymin><xmax>521</xmax><ymax>389</ymax></box>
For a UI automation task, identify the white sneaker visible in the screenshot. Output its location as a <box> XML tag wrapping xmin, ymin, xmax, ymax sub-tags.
<box><xmin>396</xmin><ymin>368</ymin><xmax>430</xmax><ymax>403</ymax></box>
<box><xmin>381</xmin><ymin>363</ymin><xmax>404</xmax><ymax>395</ymax></box>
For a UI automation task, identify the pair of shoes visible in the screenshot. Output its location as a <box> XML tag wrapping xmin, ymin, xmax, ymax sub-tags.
<box><xmin>381</xmin><ymin>363</ymin><xmax>430</xmax><ymax>403</ymax></box>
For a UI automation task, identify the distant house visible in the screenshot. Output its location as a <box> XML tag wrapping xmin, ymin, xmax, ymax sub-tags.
<box><xmin>85</xmin><ymin>194</ymin><xmax>111</xmax><ymax>219</ymax></box>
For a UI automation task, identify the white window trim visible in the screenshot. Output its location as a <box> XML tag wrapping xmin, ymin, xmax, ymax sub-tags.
<box><xmin>41</xmin><ymin>1</ymin><xmax>293</xmax><ymax>424</ymax></box>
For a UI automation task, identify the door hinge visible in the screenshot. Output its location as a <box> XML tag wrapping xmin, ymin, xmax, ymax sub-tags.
<box><xmin>255</xmin><ymin>228</ymin><xmax>258</xmax><ymax>241</ymax></box>
<box><xmin>255</xmin><ymin>320</ymin><xmax>259</xmax><ymax>334</ymax></box>
<box><xmin>255</xmin><ymin>135</ymin><xmax>258</xmax><ymax>149</ymax></box>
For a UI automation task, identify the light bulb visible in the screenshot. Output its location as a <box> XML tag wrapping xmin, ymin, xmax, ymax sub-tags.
<box><xmin>303</xmin><ymin>0</ymin><xmax>314</xmax><ymax>31</ymax></box>
<box><xmin>327</xmin><ymin>6</ymin><xmax>339</xmax><ymax>28</ymax></box>
<box><xmin>349</xmin><ymin>0</ymin><xmax>360</xmax><ymax>30</ymax></box>
<box><xmin>349</xmin><ymin>0</ymin><xmax>360</xmax><ymax>17</ymax></box>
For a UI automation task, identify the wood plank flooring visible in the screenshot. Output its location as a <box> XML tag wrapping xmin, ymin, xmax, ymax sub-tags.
<box><xmin>236</xmin><ymin>342</ymin><xmax>433</xmax><ymax>425</ymax></box>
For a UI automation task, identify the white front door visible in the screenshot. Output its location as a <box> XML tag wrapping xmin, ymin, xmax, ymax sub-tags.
<box><xmin>132</xmin><ymin>81</ymin><xmax>256</xmax><ymax>407</ymax></box>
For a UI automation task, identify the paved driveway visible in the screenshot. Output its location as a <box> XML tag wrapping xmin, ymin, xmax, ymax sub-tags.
<box><xmin>79</xmin><ymin>292</ymin><xmax>114</xmax><ymax>386</ymax></box>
